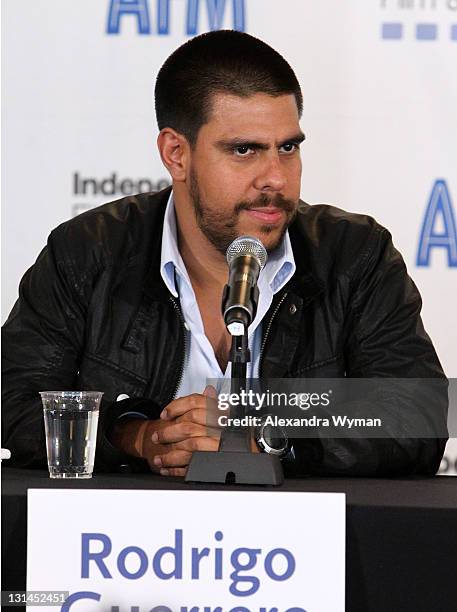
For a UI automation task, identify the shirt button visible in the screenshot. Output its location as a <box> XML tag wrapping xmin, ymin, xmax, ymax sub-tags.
<box><xmin>289</xmin><ymin>304</ymin><xmax>297</xmax><ymax>315</ymax></box>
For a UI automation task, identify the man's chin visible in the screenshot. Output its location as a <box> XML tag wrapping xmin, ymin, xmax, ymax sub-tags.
<box><xmin>238</xmin><ymin>222</ymin><xmax>288</xmax><ymax>253</ymax></box>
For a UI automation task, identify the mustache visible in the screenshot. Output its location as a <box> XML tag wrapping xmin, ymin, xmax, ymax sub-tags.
<box><xmin>234</xmin><ymin>194</ymin><xmax>297</xmax><ymax>214</ymax></box>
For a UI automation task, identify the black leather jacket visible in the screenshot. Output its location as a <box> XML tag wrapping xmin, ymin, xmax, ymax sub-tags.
<box><xmin>2</xmin><ymin>187</ymin><xmax>448</xmax><ymax>475</ymax></box>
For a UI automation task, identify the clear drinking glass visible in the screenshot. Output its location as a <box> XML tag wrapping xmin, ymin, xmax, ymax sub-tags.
<box><xmin>40</xmin><ymin>391</ymin><xmax>103</xmax><ymax>478</ymax></box>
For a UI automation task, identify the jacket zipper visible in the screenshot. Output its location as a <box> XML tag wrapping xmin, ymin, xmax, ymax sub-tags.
<box><xmin>259</xmin><ymin>291</ymin><xmax>288</xmax><ymax>378</ymax></box>
<box><xmin>169</xmin><ymin>295</ymin><xmax>187</xmax><ymax>401</ymax></box>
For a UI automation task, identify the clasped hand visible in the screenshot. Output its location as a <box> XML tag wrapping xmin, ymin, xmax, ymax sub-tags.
<box><xmin>141</xmin><ymin>385</ymin><xmax>220</xmax><ymax>477</ymax></box>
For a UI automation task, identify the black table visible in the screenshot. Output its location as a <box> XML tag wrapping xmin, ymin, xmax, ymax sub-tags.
<box><xmin>2</xmin><ymin>468</ymin><xmax>457</xmax><ymax>612</ymax></box>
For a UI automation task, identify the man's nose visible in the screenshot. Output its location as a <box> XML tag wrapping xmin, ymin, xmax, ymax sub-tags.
<box><xmin>253</xmin><ymin>154</ymin><xmax>287</xmax><ymax>192</ymax></box>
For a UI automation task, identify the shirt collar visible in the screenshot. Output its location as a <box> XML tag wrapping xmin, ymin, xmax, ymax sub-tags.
<box><xmin>160</xmin><ymin>192</ymin><xmax>188</xmax><ymax>297</ymax></box>
<box><xmin>160</xmin><ymin>191</ymin><xmax>296</xmax><ymax>297</ymax></box>
<box><xmin>260</xmin><ymin>228</ymin><xmax>296</xmax><ymax>294</ymax></box>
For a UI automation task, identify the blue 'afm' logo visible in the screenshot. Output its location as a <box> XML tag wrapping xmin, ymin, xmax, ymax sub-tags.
<box><xmin>106</xmin><ymin>0</ymin><xmax>245</xmax><ymax>35</ymax></box>
<box><xmin>417</xmin><ymin>180</ymin><xmax>457</xmax><ymax>267</ymax></box>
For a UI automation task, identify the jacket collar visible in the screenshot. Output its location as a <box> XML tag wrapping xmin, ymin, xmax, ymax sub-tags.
<box><xmin>143</xmin><ymin>187</ymin><xmax>173</xmax><ymax>302</ymax></box>
<box><xmin>282</xmin><ymin>203</ymin><xmax>326</xmax><ymax>304</ymax></box>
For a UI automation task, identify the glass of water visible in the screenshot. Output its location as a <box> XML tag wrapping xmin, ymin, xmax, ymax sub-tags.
<box><xmin>40</xmin><ymin>391</ymin><xmax>103</xmax><ymax>478</ymax></box>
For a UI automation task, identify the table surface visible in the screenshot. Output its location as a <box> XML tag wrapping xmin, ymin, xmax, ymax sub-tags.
<box><xmin>2</xmin><ymin>468</ymin><xmax>457</xmax><ymax>612</ymax></box>
<box><xmin>3</xmin><ymin>467</ymin><xmax>457</xmax><ymax>507</ymax></box>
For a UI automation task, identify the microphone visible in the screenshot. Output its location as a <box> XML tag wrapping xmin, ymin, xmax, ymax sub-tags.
<box><xmin>222</xmin><ymin>236</ymin><xmax>268</xmax><ymax>336</ymax></box>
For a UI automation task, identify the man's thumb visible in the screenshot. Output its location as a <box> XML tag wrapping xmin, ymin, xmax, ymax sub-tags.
<box><xmin>203</xmin><ymin>384</ymin><xmax>218</xmax><ymax>399</ymax></box>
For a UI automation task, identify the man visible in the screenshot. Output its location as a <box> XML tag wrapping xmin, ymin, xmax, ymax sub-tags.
<box><xmin>2</xmin><ymin>30</ymin><xmax>447</xmax><ymax>476</ymax></box>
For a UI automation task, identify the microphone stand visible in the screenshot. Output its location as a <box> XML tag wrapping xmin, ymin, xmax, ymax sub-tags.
<box><xmin>185</xmin><ymin>327</ymin><xmax>284</xmax><ymax>486</ymax></box>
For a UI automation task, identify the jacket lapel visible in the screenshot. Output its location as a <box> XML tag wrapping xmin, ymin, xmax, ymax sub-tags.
<box><xmin>260</xmin><ymin>215</ymin><xmax>327</xmax><ymax>378</ymax></box>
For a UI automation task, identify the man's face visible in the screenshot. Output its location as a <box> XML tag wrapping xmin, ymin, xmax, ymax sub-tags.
<box><xmin>187</xmin><ymin>92</ymin><xmax>303</xmax><ymax>255</ymax></box>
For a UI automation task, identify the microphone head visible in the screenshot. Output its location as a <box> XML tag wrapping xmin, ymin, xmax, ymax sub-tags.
<box><xmin>226</xmin><ymin>236</ymin><xmax>268</xmax><ymax>270</ymax></box>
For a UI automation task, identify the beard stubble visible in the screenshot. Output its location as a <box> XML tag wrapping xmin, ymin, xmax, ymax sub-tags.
<box><xmin>189</xmin><ymin>167</ymin><xmax>298</xmax><ymax>256</ymax></box>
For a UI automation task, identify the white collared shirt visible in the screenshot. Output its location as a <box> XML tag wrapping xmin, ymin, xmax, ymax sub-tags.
<box><xmin>160</xmin><ymin>192</ymin><xmax>296</xmax><ymax>397</ymax></box>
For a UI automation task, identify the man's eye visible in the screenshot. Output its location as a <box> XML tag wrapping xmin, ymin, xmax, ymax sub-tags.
<box><xmin>280</xmin><ymin>143</ymin><xmax>298</xmax><ymax>154</ymax></box>
<box><xmin>234</xmin><ymin>145</ymin><xmax>252</xmax><ymax>156</ymax></box>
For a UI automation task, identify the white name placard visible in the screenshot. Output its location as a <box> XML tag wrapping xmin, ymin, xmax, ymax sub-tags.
<box><xmin>27</xmin><ymin>488</ymin><xmax>345</xmax><ymax>612</ymax></box>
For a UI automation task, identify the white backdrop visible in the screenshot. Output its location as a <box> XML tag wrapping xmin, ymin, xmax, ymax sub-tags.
<box><xmin>2</xmin><ymin>0</ymin><xmax>456</xmax><ymax>472</ymax></box>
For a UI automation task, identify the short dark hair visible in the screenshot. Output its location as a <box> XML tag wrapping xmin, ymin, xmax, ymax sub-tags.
<box><xmin>155</xmin><ymin>30</ymin><xmax>303</xmax><ymax>146</ymax></box>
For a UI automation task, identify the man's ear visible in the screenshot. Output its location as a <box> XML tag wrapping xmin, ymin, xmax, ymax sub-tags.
<box><xmin>157</xmin><ymin>128</ymin><xmax>190</xmax><ymax>182</ymax></box>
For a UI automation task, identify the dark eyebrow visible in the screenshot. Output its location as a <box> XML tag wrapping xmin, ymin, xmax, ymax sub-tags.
<box><xmin>215</xmin><ymin>138</ymin><xmax>269</xmax><ymax>152</ymax></box>
<box><xmin>278</xmin><ymin>131</ymin><xmax>306</xmax><ymax>147</ymax></box>
<box><xmin>215</xmin><ymin>131</ymin><xmax>306</xmax><ymax>153</ymax></box>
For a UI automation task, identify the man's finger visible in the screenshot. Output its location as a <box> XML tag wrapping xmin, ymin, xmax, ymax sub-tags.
<box><xmin>153</xmin><ymin>436</ymin><xmax>219</xmax><ymax>470</ymax></box>
<box><xmin>154</xmin><ymin>436</ymin><xmax>220</xmax><ymax>457</ymax></box>
<box><xmin>203</xmin><ymin>384</ymin><xmax>218</xmax><ymax>399</ymax></box>
<box><xmin>152</xmin><ymin>421</ymin><xmax>208</xmax><ymax>444</ymax></box>
<box><xmin>153</xmin><ymin>449</ymin><xmax>192</xmax><ymax>469</ymax></box>
<box><xmin>174</xmin><ymin>436</ymin><xmax>220</xmax><ymax>452</ymax></box>
<box><xmin>176</xmin><ymin>407</ymin><xmax>221</xmax><ymax>429</ymax></box>
<box><xmin>160</xmin><ymin>467</ymin><xmax>186</xmax><ymax>477</ymax></box>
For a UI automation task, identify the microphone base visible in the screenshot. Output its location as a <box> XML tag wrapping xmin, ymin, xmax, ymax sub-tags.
<box><xmin>185</xmin><ymin>450</ymin><xmax>284</xmax><ymax>486</ymax></box>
